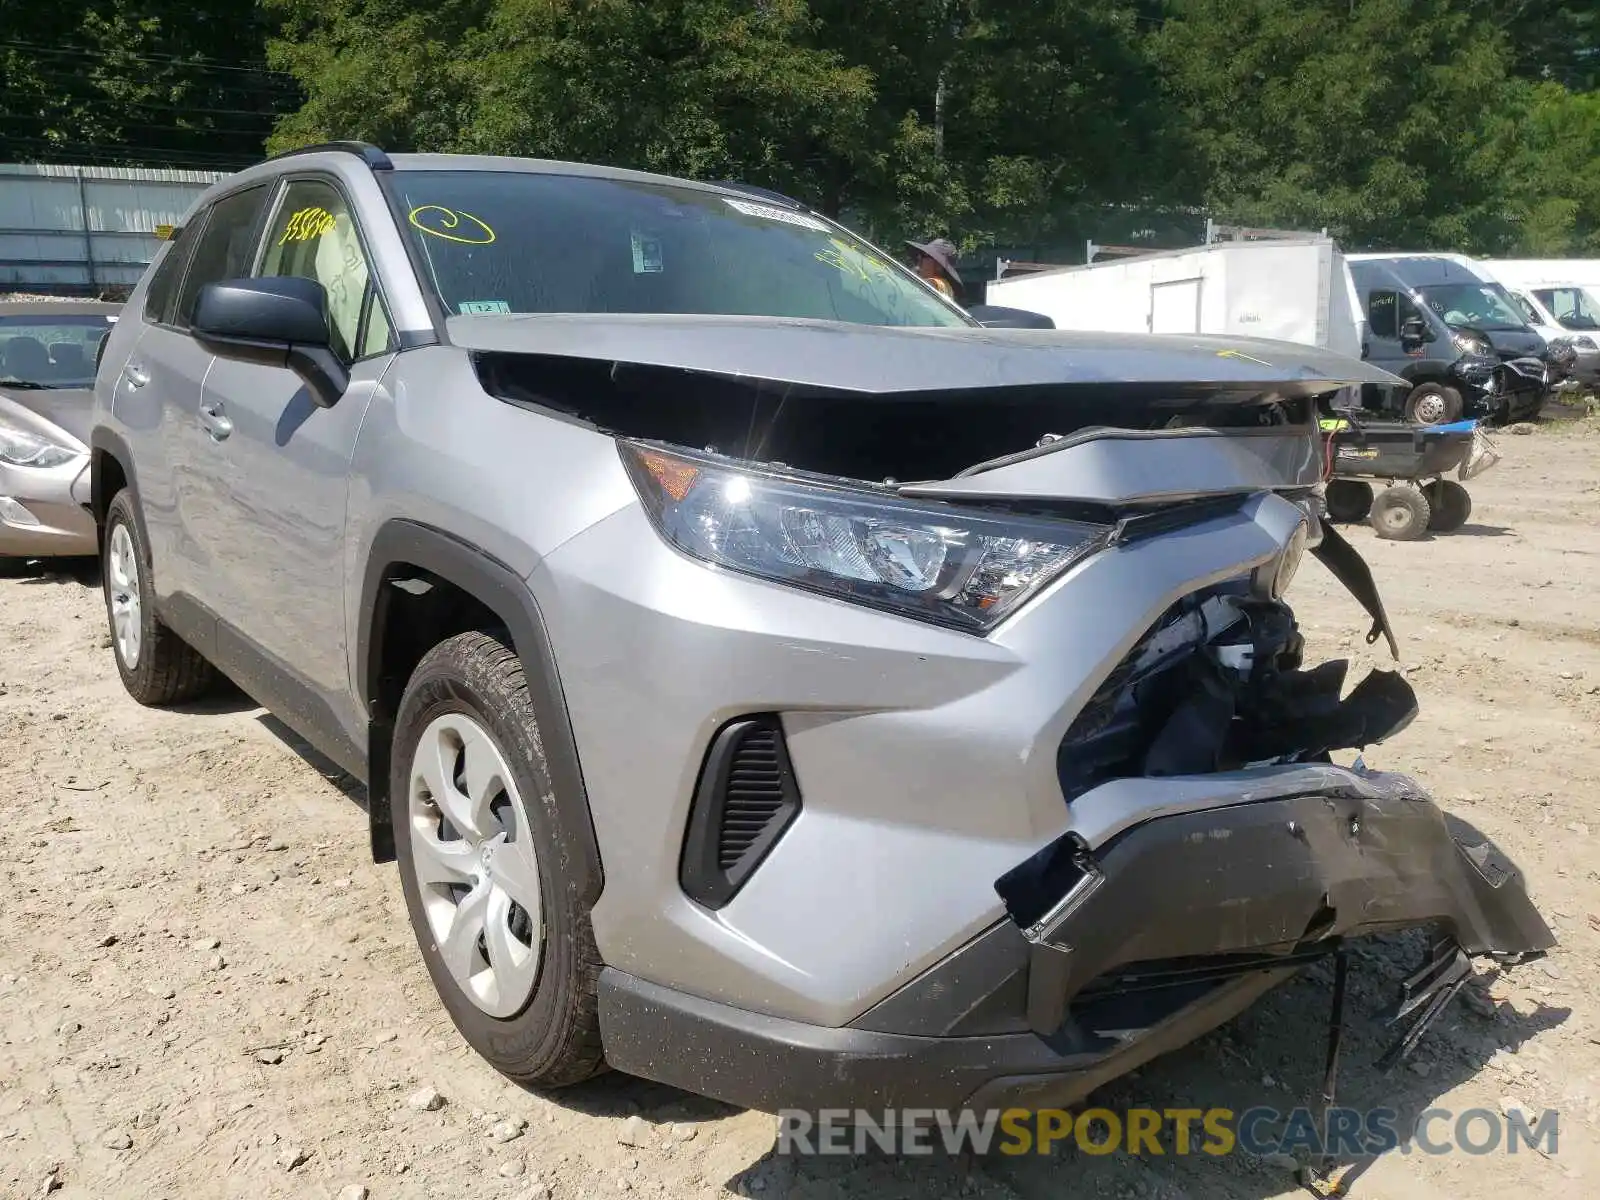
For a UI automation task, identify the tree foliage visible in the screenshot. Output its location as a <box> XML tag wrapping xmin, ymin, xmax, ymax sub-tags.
<box><xmin>4</xmin><ymin>0</ymin><xmax>1598</xmax><ymax>256</ymax></box>
<box><xmin>0</xmin><ymin>0</ymin><xmax>290</xmax><ymax>168</ymax></box>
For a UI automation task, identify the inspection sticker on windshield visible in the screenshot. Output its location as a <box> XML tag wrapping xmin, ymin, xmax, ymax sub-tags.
<box><xmin>631</xmin><ymin>231</ymin><xmax>664</xmax><ymax>274</ymax></box>
<box><xmin>458</xmin><ymin>299</ymin><xmax>510</xmax><ymax>314</ymax></box>
<box><xmin>723</xmin><ymin>197</ymin><xmax>829</xmax><ymax>232</ymax></box>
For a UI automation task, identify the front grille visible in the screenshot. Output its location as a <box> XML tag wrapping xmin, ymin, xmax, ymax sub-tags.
<box><xmin>680</xmin><ymin>715</ymin><xmax>803</xmax><ymax>909</ymax></box>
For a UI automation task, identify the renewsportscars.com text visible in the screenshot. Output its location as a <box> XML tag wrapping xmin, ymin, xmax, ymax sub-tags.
<box><xmin>776</xmin><ymin>1106</ymin><xmax>1560</xmax><ymax>1159</ymax></box>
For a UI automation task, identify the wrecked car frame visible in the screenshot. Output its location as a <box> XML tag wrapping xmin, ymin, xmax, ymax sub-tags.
<box><xmin>92</xmin><ymin>149</ymin><xmax>1554</xmax><ymax>1121</ymax></box>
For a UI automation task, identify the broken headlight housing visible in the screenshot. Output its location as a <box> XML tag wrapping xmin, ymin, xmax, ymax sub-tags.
<box><xmin>622</xmin><ymin>443</ymin><xmax>1110</xmax><ymax>632</ymax></box>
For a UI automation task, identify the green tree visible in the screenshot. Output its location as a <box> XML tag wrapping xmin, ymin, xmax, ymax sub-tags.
<box><xmin>1151</xmin><ymin>0</ymin><xmax>1534</xmax><ymax>252</ymax></box>
<box><xmin>263</xmin><ymin>0</ymin><xmax>1187</xmax><ymax>249</ymax></box>
<box><xmin>0</xmin><ymin>1</ymin><xmax>290</xmax><ymax>168</ymax></box>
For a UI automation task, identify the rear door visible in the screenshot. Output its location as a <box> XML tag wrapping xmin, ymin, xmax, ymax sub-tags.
<box><xmin>187</xmin><ymin>175</ymin><xmax>396</xmax><ymax>760</ymax></box>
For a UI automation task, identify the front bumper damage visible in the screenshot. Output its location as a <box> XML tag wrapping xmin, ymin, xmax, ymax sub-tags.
<box><xmin>599</xmin><ymin>764</ymin><xmax>1553</xmax><ymax>1114</ymax></box>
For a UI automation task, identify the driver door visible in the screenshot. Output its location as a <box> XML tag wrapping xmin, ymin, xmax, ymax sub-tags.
<box><xmin>193</xmin><ymin>176</ymin><xmax>396</xmax><ymax>759</ymax></box>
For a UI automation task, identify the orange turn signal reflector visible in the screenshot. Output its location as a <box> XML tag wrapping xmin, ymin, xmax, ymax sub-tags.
<box><xmin>639</xmin><ymin>450</ymin><xmax>700</xmax><ymax>502</ymax></box>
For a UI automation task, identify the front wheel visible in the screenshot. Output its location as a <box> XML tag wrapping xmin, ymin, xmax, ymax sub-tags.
<box><xmin>1404</xmin><ymin>383</ymin><xmax>1463</xmax><ymax>426</ymax></box>
<box><xmin>1424</xmin><ymin>480</ymin><xmax>1472</xmax><ymax>532</ymax></box>
<box><xmin>102</xmin><ymin>490</ymin><xmax>215</xmax><ymax>705</ymax></box>
<box><xmin>1370</xmin><ymin>485</ymin><xmax>1432</xmax><ymax>541</ymax></box>
<box><xmin>391</xmin><ymin>630</ymin><xmax>604</xmax><ymax>1089</ymax></box>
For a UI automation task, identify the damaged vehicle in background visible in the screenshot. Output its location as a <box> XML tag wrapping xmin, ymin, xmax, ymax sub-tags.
<box><xmin>1349</xmin><ymin>255</ymin><xmax>1551</xmax><ymax>425</ymax></box>
<box><xmin>90</xmin><ymin>145</ymin><xmax>1555</xmax><ymax>1120</ymax></box>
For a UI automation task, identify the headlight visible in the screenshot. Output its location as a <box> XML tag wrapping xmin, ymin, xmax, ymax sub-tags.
<box><xmin>1452</xmin><ymin>331</ymin><xmax>1491</xmax><ymax>356</ymax></box>
<box><xmin>1573</xmin><ymin>335</ymin><xmax>1597</xmax><ymax>351</ymax></box>
<box><xmin>621</xmin><ymin>443</ymin><xmax>1111</xmax><ymax>632</ymax></box>
<box><xmin>0</xmin><ymin>422</ymin><xmax>76</xmax><ymax>469</ymax></box>
<box><xmin>1252</xmin><ymin>517</ymin><xmax>1309</xmax><ymax>599</ymax></box>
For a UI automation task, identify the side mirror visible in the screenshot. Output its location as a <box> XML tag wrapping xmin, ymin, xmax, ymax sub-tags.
<box><xmin>966</xmin><ymin>303</ymin><xmax>1056</xmax><ymax>329</ymax></box>
<box><xmin>1399</xmin><ymin>315</ymin><xmax>1428</xmax><ymax>343</ymax></box>
<box><xmin>192</xmin><ymin>277</ymin><xmax>349</xmax><ymax>408</ymax></box>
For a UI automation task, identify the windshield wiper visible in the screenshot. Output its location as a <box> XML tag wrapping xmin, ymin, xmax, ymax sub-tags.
<box><xmin>0</xmin><ymin>379</ymin><xmax>50</xmax><ymax>390</ymax></box>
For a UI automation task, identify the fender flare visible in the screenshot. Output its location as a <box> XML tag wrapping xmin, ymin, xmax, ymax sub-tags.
<box><xmin>357</xmin><ymin>520</ymin><xmax>603</xmax><ymax>903</ymax></box>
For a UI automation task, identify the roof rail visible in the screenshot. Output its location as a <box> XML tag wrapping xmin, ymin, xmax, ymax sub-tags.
<box><xmin>264</xmin><ymin>141</ymin><xmax>393</xmax><ymax>171</ymax></box>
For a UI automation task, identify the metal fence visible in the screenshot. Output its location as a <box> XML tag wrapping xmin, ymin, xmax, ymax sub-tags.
<box><xmin>0</xmin><ymin>164</ymin><xmax>228</xmax><ymax>298</ymax></box>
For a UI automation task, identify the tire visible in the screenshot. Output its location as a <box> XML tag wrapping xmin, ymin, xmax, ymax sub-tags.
<box><xmin>1403</xmin><ymin>383</ymin><xmax>1463</xmax><ymax>426</ymax></box>
<box><xmin>102</xmin><ymin>490</ymin><xmax>216</xmax><ymax>705</ymax></box>
<box><xmin>1323</xmin><ymin>479</ymin><xmax>1374</xmax><ymax>523</ymax></box>
<box><xmin>1369</xmin><ymin>485</ymin><xmax>1432</xmax><ymax>541</ymax></box>
<box><xmin>391</xmin><ymin>629</ymin><xmax>605</xmax><ymax>1089</ymax></box>
<box><xmin>1424</xmin><ymin>480</ymin><xmax>1472</xmax><ymax>533</ymax></box>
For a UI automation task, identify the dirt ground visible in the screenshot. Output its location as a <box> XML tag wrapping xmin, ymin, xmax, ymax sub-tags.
<box><xmin>3</xmin><ymin>416</ymin><xmax>1598</xmax><ymax>1200</ymax></box>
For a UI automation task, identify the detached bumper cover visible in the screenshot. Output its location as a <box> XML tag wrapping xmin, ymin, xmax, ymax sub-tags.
<box><xmin>598</xmin><ymin>772</ymin><xmax>1553</xmax><ymax>1113</ymax></box>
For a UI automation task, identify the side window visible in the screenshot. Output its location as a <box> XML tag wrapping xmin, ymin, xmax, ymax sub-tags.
<box><xmin>1510</xmin><ymin>292</ymin><xmax>1539</xmax><ymax>324</ymax></box>
<box><xmin>173</xmin><ymin>184</ymin><xmax>272</xmax><ymax>329</ymax></box>
<box><xmin>1368</xmin><ymin>290</ymin><xmax>1397</xmax><ymax>338</ymax></box>
<box><xmin>259</xmin><ymin>179</ymin><xmax>392</xmax><ymax>361</ymax></box>
<box><xmin>142</xmin><ymin>221</ymin><xmax>200</xmax><ymax>326</ymax></box>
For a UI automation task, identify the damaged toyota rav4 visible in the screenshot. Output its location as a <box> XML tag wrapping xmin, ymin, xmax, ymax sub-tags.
<box><xmin>90</xmin><ymin>144</ymin><xmax>1554</xmax><ymax>1114</ymax></box>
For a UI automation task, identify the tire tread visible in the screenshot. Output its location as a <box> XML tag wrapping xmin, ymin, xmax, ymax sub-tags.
<box><xmin>104</xmin><ymin>491</ymin><xmax>215</xmax><ymax>705</ymax></box>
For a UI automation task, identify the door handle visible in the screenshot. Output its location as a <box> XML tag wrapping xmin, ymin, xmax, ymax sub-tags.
<box><xmin>123</xmin><ymin>362</ymin><xmax>149</xmax><ymax>389</ymax></box>
<box><xmin>199</xmin><ymin>401</ymin><xmax>233</xmax><ymax>441</ymax></box>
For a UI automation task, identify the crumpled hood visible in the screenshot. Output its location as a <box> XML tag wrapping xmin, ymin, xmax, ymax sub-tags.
<box><xmin>447</xmin><ymin>313</ymin><xmax>1406</xmax><ymax>394</ymax></box>
<box><xmin>0</xmin><ymin>386</ymin><xmax>92</xmax><ymax>448</ymax></box>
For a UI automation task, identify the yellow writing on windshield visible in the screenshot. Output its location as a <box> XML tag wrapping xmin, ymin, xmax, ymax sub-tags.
<box><xmin>279</xmin><ymin>206</ymin><xmax>338</xmax><ymax>244</ymax></box>
<box><xmin>1215</xmin><ymin>348</ymin><xmax>1273</xmax><ymax>367</ymax></box>
<box><xmin>815</xmin><ymin>236</ymin><xmax>890</xmax><ymax>285</ymax></box>
<box><xmin>408</xmin><ymin>206</ymin><xmax>496</xmax><ymax>245</ymax></box>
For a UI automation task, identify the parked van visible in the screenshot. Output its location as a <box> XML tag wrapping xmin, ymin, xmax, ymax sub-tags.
<box><xmin>1478</xmin><ymin>261</ymin><xmax>1600</xmax><ymax>389</ymax></box>
<box><xmin>1346</xmin><ymin>254</ymin><xmax>1549</xmax><ymax>424</ymax></box>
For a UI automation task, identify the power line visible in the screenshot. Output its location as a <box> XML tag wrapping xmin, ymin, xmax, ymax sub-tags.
<box><xmin>0</xmin><ymin>38</ymin><xmax>296</xmax><ymax>79</ymax></box>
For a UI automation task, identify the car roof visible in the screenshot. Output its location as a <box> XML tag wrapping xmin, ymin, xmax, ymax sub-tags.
<box><xmin>0</xmin><ymin>299</ymin><xmax>121</xmax><ymax>317</ymax></box>
<box><xmin>216</xmin><ymin>148</ymin><xmax>799</xmax><ymax>211</ymax></box>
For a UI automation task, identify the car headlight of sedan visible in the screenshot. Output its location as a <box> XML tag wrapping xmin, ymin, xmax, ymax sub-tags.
<box><xmin>1572</xmin><ymin>334</ymin><xmax>1597</xmax><ymax>351</ymax></box>
<box><xmin>621</xmin><ymin>443</ymin><xmax>1111</xmax><ymax>632</ymax></box>
<box><xmin>0</xmin><ymin>421</ymin><xmax>77</xmax><ymax>469</ymax></box>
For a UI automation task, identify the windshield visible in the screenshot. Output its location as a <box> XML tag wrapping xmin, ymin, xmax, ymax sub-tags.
<box><xmin>1416</xmin><ymin>283</ymin><xmax>1527</xmax><ymax>331</ymax></box>
<box><xmin>0</xmin><ymin>314</ymin><xmax>114</xmax><ymax>389</ymax></box>
<box><xmin>1532</xmin><ymin>287</ymin><xmax>1600</xmax><ymax>331</ymax></box>
<box><xmin>387</xmin><ymin>170</ymin><xmax>971</xmax><ymax>328</ymax></box>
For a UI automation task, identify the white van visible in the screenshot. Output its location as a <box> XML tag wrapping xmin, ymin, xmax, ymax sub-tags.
<box><xmin>1479</xmin><ymin>261</ymin><xmax>1600</xmax><ymax>387</ymax></box>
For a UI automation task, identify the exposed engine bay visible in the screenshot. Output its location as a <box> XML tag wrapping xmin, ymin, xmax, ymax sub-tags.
<box><xmin>1059</xmin><ymin>585</ymin><xmax>1418</xmax><ymax>801</ymax></box>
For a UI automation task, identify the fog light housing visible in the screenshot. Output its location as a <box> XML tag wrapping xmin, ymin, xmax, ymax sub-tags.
<box><xmin>0</xmin><ymin>495</ymin><xmax>40</xmax><ymax>526</ymax></box>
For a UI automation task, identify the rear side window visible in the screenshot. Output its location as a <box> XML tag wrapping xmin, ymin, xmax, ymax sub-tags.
<box><xmin>142</xmin><ymin>223</ymin><xmax>200</xmax><ymax>326</ymax></box>
<box><xmin>173</xmin><ymin>184</ymin><xmax>272</xmax><ymax>328</ymax></box>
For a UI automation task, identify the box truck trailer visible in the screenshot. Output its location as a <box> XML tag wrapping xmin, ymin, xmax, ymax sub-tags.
<box><xmin>984</xmin><ymin>237</ymin><xmax>1367</xmax><ymax>359</ymax></box>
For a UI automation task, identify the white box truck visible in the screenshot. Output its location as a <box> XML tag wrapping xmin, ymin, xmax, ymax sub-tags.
<box><xmin>984</xmin><ymin>237</ymin><xmax>1367</xmax><ymax>359</ymax></box>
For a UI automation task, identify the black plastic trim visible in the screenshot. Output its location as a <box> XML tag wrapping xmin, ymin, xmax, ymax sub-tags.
<box><xmin>850</xmin><ymin>920</ymin><xmax>1032</xmax><ymax>1036</ymax></box>
<box><xmin>265</xmin><ymin>140</ymin><xmax>393</xmax><ymax>171</ymax></box>
<box><xmin>598</xmin><ymin>966</ymin><xmax>1289</xmax><ymax>1114</ymax></box>
<box><xmin>355</xmin><ymin>520</ymin><xmax>602</xmax><ymax>895</ymax></box>
<box><xmin>679</xmin><ymin>715</ymin><xmax>802</xmax><ymax>909</ymax></box>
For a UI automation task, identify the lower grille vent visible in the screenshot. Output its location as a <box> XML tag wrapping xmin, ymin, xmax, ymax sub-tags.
<box><xmin>680</xmin><ymin>715</ymin><xmax>803</xmax><ymax>909</ymax></box>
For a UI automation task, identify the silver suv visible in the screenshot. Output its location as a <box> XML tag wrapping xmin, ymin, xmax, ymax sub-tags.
<box><xmin>90</xmin><ymin>143</ymin><xmax>1553</xmax><ymax>1113</ymax></box>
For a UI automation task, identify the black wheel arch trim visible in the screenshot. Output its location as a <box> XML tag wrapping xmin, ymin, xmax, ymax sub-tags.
<box><xmin>88</xmin><ymin>427</ymin><xmax>143</xmax><ymax>536</ymax></box>
<box><xmin>357</xmin><ymin>519</ymin><xmax>603</xmax><ymax>901</ymax></box>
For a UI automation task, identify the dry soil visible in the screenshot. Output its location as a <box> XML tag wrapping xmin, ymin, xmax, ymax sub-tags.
<box><xmin>3</xmin><ymin>417</ymin><xmax>1599</xmax><ymax>1200</ymax></box>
